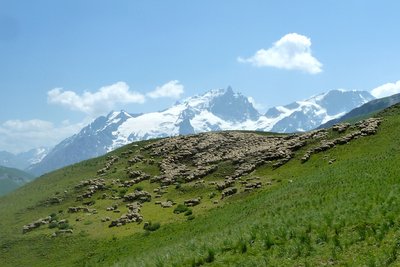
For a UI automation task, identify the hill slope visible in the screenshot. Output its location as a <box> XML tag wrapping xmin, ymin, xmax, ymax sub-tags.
<box><xmin>0</xmin><ymin>105</ymin><xmax>399</xmax><ymax>266</ymax></box>
<box><xmin>0</xmin><ymin>166</ymin><xmax>34</xmax><ymax>196</ymax></box>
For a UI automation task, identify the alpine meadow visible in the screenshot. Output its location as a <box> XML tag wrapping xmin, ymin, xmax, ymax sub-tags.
<box><xmin>2</xmin><ymin>1</ymin><xmax>400</xmax><ymax>266</ymax></box>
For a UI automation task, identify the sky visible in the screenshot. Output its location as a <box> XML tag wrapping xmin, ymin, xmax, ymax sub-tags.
<box><xmin>1</xmin><ymin>0</ymin><xmax>400</xmax><ymax>153</ymax></box>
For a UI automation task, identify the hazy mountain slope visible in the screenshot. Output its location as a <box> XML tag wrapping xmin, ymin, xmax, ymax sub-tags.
<box><xmin>27</xmin><ymin>112</ymin><xmax>141</xmax><ymax>176</ymax></box>
<box><xmin>319</xmin><ymin>93</ymin><xmax>400</xmax><ymax>128</ymax></box>
<box><xmin>0</xmin><ymin>148</ymin><xmax>49</xmax><ymax>171</ymax></box>
<box><xmin>0</xmin><ymin>151</ymin><xmax>19</xmax><ymax>168</ymax></box>
<box><xmin>0</xmin><ymin>105</ymin><xmax>396</xmax><ymax>266</ymax></box>
<box><xmin>0</xmin><ymin>166</ymin><xmax>34</xmax><ymax>196</ymax></box>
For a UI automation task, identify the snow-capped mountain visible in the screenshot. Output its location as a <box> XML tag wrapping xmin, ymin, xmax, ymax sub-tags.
<box><xmin>27</xmin><ymin>111</ymin><xmax>142</xmax><ymax>176</ymax></box>
<box><xmin>29</xmin><ymin>87</ymin><xmax>374</xmax><ymax>175</ymax></box>
<box><xmin>0</xmin><ymin>147</ymin><xmax>50</xmax><ymax>171</ymax></box>
<box><xmin>266</xmin><ymin>89</ymin><xmax>375</xmax><ymax>132</ymax></box>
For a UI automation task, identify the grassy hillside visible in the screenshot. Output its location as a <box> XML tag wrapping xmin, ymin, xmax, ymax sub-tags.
<box><xmin>0</xmin><ymin>105</ymin><xmax>399</xmax><ymax>266</ymax></box>
<box><xmin>0</xmin><ymin>166</ymin><xmax>34</xmax><ymax>196</ymax></box>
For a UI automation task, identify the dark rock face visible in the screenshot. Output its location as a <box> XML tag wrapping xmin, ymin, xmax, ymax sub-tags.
<box><xmin>209</xmin><ymin>87</ymin><xmax>260</xmax><ymax>122</ymax></box>
<box><xmin>178</xmin><ymin>118</ymin><xmax>195</xmax><ymax>135</ymax></box>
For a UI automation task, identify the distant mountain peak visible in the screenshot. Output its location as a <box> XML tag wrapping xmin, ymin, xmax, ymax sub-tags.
<box><xmin>266</xmin><ymin>89</ymin><xmax>375</xmax><ymax>132</ymax></box>
<box><xmin>106</xmin><ymin>110</ymin><xmax>133</xmax><ymax>121</ymax></box>
<box><xmin>225</xmin><ymin>85</ymin><xmax>234</xmax><ymax>95</ymax></box>
<box><xmin>208</xmin><ymin>87</ymin><xmax>260</xmax><ymax>122</ymax></box>
<box><xmin>0</xmin><ymin>147</ymin><xmax>50</xmax><ymax>171</ymax></box>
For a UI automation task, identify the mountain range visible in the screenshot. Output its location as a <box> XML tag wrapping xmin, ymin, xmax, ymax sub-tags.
<box><xmin>319</xmin><ymin>92</ymin><xmax>400</xmax><ymax>128</ymax></box>
<box><xmin>26</xmin><ymin>87</ymin><xmax>373</xmax><ymax>175</ymax></box>
<box><xmin>0</xmin><ymin>148</ymin><xmax>49</xmax><ymax>171</ymax></box>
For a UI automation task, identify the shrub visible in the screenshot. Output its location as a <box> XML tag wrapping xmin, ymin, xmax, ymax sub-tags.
<box><xmin>263</xmin><ymin>234</ymin><xmax>275</xmax><ymax>250</ymax></box>
<box><xmin>144</xmin><ymin>221</ymin><xmax>160</xmax><ymax>232</ymax></box>
<box><xmin>119</xmin><ymin>188</ymin><xmax>128</xmax><ymax>197</ymax></box>
<box><xmin>236</xmin><ymin>238</ymin><xmax>247</xmax><ymax>254</ymax></box>
<box><xmin>135</xmin><ymin>185</ymin><xmax>143</xmax><ymax>191</ymax></box>
<box><xmin>174</xmin><ymin>204</ymin><xmax>189</xmax><ymax>214</ymax></box>
<box><xmin>58</xmin><ymin>223</ymin><xmax>71</xmax><ymax>230</ymax></box>
<box><xmin>48</xmin><ymin>222</ymin><xmax>58</xmax><ymax>229</ymax></box>
<box><xmin>316</xmin><ymin>229</ymin><xmax>328</xmax><ymax>244</ymax></box>
<box><xmin>175</xmin><ymin>183</ymin><xmax>181</xmax><ymax>189</ymax></box>
<box><xmin>191</xmin><ymin>257</ymin><xmax>204</xmax><ymax>267</ymax></box>
<box><xmin>205</xmin><ymin>248</ymin><xmax>215</xmax><ymax>263</ymax></box>
<box><xmin>187</xmin><ymin>215</ymin><xmax>195</xmax><ymax>221</ymax></box>
<box><xmin>184</xmin><ymin>209</ymin><xmax>193</xmax><ymax>216</ymax></box>
<box><xmin>209</xmin><ymin>192</ymin><xmax>216</xmax><ymax>199</ymax></box>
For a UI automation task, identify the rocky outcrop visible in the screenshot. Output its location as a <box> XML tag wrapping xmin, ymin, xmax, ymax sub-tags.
<box><xmin>301</xmin><ymin>118</ymin><xmax>382</xmax><ymax>163</ymax></box>
<box><xmin>123</xmin><ymin>190</ymin><xmax>151</xmax><ymax>203</ymax></box>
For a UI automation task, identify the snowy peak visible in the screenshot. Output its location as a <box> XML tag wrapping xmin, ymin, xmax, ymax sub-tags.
<box><xmin>79</xmin><ymin>110</ymin><xmax>137</xmax><ymax>137</ymax></box>
<box><xmin>179</xmin><ymin>86</ymin><xmax>260</xmax><ymax>122</ymax></box>
<box><xmin>209</xmin><ymin>86</ymin><xmax>260</xmax><ymax>122</ymax></box>
<box><xmin>106</xmin><ymin>110</ymin><xmax>134</xmax><ymax>122</ymax></box>
<box><xmin>20</xmin><ymin>147</ymin><xmax>50</xmax><ymax>165</ymax></box>
<box><xmin>266</xmin><ymin>89</ymin><xmax>375</xmax><ymax>132</ymax></box>
<box><xmin>306</xmin><ymin>89</ymin><xmax>375</xmax><ymax>116</ymax></box>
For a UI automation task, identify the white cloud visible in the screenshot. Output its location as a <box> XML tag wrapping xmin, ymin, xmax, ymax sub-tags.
<box><xmin>238</xmin><ymin>33</ymin><xmax>322</xmax><ymax>74</ymax></box>
<box><xmin>370</xmin><ymin>80</ymin><xmax>400</xmax><ymax>98</ymax></box>
<box><xmin>147</xmin><ymin>80</ymin><xmax>184</xmax><ymax>99</ymax></box>
<box><xmin>48</xmin><ymin>81</ymin><xmax>146</xmax><ymax>116</ymax></box>
<box><xmin>0</xmin><ymin>119</ymin><xmax>86</xmax><ymax>154</ymax></box>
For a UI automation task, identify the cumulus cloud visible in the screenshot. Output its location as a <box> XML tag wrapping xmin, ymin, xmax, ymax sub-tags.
<box><xmin>48</xmin><ymin>82</ymin><xmax>146</xmax><ymax>116</ymax></box>
<box><xmin>0</xmin><ymin>119</ymin><xmax>85</xmax><ymax>154</ymax></box>
<box><xmin>238</xmin><ymin>33</ymin><xmax>322</xmax><ymax>74</ymax></box>
<box><xmin>370</xmin><ymin>80</ymin><xmax>400</xmax><ymax>98</ymax></box>
<box><xmin>147</xmin><ymin>80</ymin><xmax>184</xmax><ymax>99</ymax></box>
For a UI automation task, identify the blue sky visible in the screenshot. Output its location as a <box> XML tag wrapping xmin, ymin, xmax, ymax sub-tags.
<box><xmin>1</xmin><ymin>0</ymin><xmax>400</xmax><ymax>153</ymax></box>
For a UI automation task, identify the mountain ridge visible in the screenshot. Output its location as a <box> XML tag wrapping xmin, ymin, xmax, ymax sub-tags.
<box><xmin>0</xmin><ymin>148</ymin><xmax>49</xmax><ymax>171</ymax></box>
<box><xmin>319</xmin><ymin>92</ymin><xmax>400</xmax><ymax>128</ymax></box>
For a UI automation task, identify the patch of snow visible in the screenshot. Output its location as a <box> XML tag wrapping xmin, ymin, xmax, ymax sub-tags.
<box><xmin>321</xmin><ymin>111</ymin><xmax>346</xmax><ymax>124</ymax></box>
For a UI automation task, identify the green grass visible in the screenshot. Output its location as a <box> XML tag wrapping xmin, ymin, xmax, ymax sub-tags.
<box><xmin>1</xmin><ymin>106</ymin><xmax>400</xmax><ymax>266</ymax></box>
